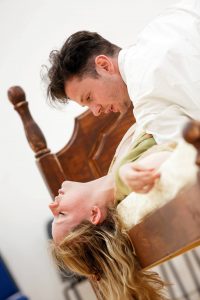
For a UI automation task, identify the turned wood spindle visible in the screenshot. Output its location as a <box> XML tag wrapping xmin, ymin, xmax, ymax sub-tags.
<box><xmin>8</xmin><ymin>86</ymin><xmax>50</xmax><ymax>158</ymax></box>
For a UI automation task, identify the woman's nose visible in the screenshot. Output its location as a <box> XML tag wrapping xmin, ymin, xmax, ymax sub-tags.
<box><xmin>90</xmin><ymin>104</ymin><xmax>102</xmax><ymax>116</ymax></box>
<box><xmin>49</xmin><ymin>202</ymin><xmax>59</xmax><ymax>216</ymax></box>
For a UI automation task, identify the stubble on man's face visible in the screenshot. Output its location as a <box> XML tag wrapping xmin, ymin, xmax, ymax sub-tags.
<box><xmin>64</xmin><ymin>73</ymin><xmax>131</xmax><ymax>115</ymax></box>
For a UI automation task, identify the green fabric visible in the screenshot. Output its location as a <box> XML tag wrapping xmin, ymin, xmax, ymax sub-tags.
<box><xmin>114</xmin><ymin>133</ymin><xmax>156</xmax><ymax>203</ymax></box>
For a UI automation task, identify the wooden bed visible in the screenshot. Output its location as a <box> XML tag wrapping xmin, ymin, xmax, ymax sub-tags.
<box><xmin>8</xmin><ymin>86</ymin><xmax>200</xmax><ymax>272</ymax></box>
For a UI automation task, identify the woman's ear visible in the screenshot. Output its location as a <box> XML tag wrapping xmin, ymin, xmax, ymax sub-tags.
<box><xmin>95</xmin><ymin>55</ymin><xmax>114</xmax><ymax>74</ymax></box>
<box><xmin>90</xmin><ymin>206</ymin><xmax>102</xmax><ymax>225</ymax></box>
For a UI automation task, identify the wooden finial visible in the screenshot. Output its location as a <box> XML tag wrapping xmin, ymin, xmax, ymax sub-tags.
<box><xmin>8</xmin><ymin>86</ymin><xmax>26</xmax><ymax>106</ymax></box>
<box><xmin>8</xmin><ymin>86</ymin><xmax>50</xmax><ymax>158</ymax></box>
<box><xmin>183</xmin><ymin>120</ymin><xmax>200</xmax><ymax>166</ymax></box>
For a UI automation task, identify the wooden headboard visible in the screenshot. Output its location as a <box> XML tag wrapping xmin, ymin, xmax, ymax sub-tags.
<box><xmin>8</xmin><ymin>86</ymin><xmax>200</xmax><ymax>270</ymax></box>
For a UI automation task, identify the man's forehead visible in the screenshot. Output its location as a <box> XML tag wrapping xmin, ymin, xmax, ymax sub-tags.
<box><xmin>64</xmin><ymin>76</ymin><xmax>82</xmax><ymax>95</ymax></box>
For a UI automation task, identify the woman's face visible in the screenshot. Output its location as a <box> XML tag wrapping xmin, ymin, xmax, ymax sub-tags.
<box><xmin>49</xmin><ymin>181</ymin><xmax>92</xmax><ymax>243</ymax></box>
<box><xmin>49</xmin><ymin>178</ymin><xmax>113</xmax><ymax>244</ymax></box>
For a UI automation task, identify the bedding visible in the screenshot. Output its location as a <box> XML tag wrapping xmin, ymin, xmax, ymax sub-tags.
<box><xmin>117</xmin><ymin>139</ymin><xmax>198</xmax><ymax>229</ymax></box>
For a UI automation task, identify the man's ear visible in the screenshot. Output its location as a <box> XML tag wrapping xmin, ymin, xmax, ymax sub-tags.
<box><xmin>95</xmin><ymin>55</ymin><xmax>114</xmax><ymax>74</ymax></box>
<box><xmin>90</xmin><ymin>206</ymin><xmax>102</xmax><ymax>225</ymax></box>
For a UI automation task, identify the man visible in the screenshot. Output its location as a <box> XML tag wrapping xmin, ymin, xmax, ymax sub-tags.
<box><xmin>47</xmin><ymin>0</ymin><xmax>200</xmax><ymax>189</ymax></box>
<box><xmin>47</xmin><ymin>0</ymin><xmax>200</xmax><ymax>141</ymax></box>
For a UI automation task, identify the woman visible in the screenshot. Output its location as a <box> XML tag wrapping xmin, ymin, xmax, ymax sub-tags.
<box><xmin>49</xmin><ymin>130</ymin><xmax>177</xmax><ymax>300</ymax></box>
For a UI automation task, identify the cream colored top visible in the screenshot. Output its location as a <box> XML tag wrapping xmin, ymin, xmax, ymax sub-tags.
<box><xmin>117</xmin><ymin>139</ymin><xmax>198</xmax><ymax>229</ymax></box>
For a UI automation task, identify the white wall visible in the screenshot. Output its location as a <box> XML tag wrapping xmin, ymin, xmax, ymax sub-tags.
<box><xmin>0</xmin><ymin>0</ymin><xmax>175</xmax><ymax>299</ymax></box>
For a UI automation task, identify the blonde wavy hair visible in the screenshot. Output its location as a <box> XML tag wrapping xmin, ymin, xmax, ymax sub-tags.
<box><xmin>50</xmin><ymin>209</ymin><xmax>168</xmax><ymax>300</ymax></box>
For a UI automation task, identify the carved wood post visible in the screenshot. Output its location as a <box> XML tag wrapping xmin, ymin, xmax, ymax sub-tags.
<box><xmin>8</xmin><ymin>86</ymin><xmax>66</xmax><ymax>198</ymax></box>
<box><xmin>8</xmin><ymin>86</ymin><xmax>50</xmax><ymax>158</ymax></box>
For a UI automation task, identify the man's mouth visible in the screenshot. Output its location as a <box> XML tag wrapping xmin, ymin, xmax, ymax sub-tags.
<box><xmin>109</xmin><ymin>105</ymin><xmax>118</xmax><ymax>113</ymax></box>
<box><xmin>103</xmin><ymin>105</ymin><xmax>118</xmax><ymax>114</ymax></box>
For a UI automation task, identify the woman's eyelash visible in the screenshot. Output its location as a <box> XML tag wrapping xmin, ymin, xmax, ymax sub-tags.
<box><xmin>59</xmin><ymin>212</ymin><xmax>65</xmax><ymax>216</ymax></box>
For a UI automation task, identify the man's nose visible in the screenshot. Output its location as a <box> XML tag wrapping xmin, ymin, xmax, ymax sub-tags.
<box><xmin>49</xmin><ymin>202</ymin><xmax>59</xmax><ymax>216</ymax></box>
<box><xmin>90</xmin><ymin>104</ymin><xmax>102</xmax><ymax>116</ymax></box>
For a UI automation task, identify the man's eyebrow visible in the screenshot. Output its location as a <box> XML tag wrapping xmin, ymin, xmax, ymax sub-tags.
<box><xmin>79</xmin><ymin>95</ymin><xmax>86</xmax><ymax>107</ymax></box>
<box><xmin>68</xmin><ymin>96</ymin><xmax>83</xmax><ymax>104</ymax></box>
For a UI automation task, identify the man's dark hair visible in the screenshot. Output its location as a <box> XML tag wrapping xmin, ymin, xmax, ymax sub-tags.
<box><xmin>47</xmin><ymin>31</ymin><xmax>120</xmax><ymax>103</ymax></box>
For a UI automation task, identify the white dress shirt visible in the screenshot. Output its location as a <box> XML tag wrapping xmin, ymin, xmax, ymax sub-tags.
<box><xmin>118</xmin><ymin>0</ymin><xmax>200</xmax><ymax>144</ymax></box>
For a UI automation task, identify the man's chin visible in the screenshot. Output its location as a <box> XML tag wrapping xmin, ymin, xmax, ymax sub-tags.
<box><xmin>119</xmin><ymin>105</ymin><xmax>129</xmax><ymax>114</ymax></box>
<box><xmin>120</xmin><ymin>100</ymin><xmax>132</xmax><ymax>114</ymax></box>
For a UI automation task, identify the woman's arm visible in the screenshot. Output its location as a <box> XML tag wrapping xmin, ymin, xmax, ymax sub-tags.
<box><xmin>119</xmin><ymin>151</ymin><xmax>171</xmax><ymax>193</ymax></box>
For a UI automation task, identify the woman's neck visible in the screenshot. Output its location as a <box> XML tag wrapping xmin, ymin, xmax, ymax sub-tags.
<box><xmin>88</xmin><ymin>173</ymin><xmax>115</xmax><ymax>207</ymax></box>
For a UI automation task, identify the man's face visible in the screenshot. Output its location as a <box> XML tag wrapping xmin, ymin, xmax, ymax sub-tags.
<box><xmin>64</xmin><ymin>55</ymin><xmax>131</xmax><ymax>116</ymax></box>
<box><xmin>49</xmin><ymin>181</ymin><xmax>92</xmax><ymax>244</ymax></box>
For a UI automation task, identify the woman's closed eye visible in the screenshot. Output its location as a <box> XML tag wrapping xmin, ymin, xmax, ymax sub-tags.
<box><xmin>59</xmin><ymin>212</ymin><xmax>65</xmax><ymax>216</ymax></box>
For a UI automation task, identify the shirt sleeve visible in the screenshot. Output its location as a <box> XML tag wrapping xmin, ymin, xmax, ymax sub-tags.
<box><xmin>130</xmin><ymin>1</ymin><xmax>200</xmax><ymax>144</ymax></box>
